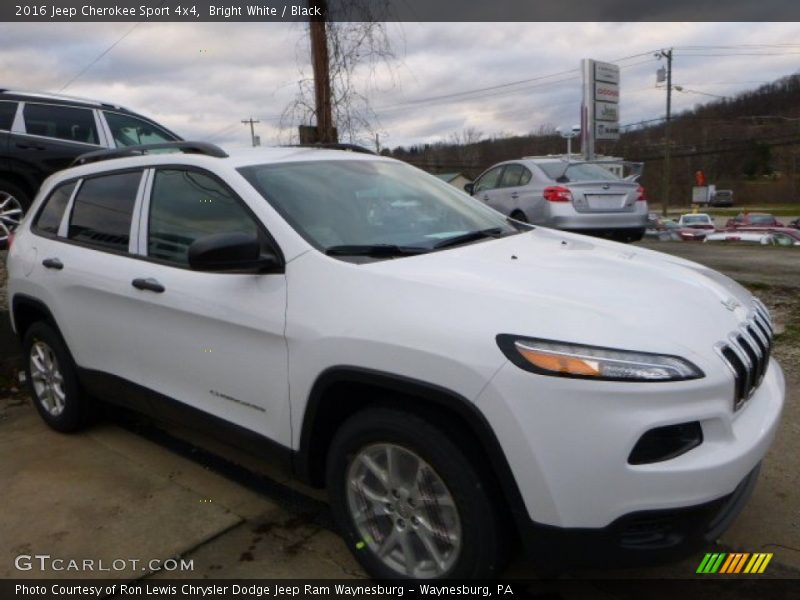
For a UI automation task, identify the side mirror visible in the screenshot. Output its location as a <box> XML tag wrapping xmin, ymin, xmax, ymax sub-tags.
<box><xmin>188</xmin><ymin>232</ymin><xmax>281</xmax><ymax>273</ymax></box>
<box><xmin>464</xmin><ymin>183</ymin><xmax>475</xmax><ymax>195</ymax></box>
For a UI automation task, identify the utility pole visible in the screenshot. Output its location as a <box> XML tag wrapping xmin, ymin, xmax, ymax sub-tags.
<box><xmin>309</xmin><ymin>0</ymin><xmax>336</xmax><ymax>143</ymax></box>
<box><xmin>658</xmin><ymin>48</ymin><xmax>673</xmax><ymax>217</ymax></box>
<box><xmin>241</xmin><ymin>118</ymin><xmax>260</xmax><ymax>147</ymax></box>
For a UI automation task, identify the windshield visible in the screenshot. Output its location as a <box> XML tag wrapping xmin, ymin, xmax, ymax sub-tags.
<box><xmin>682</xmin><ymin>215</ymin><xmax>711</xmax><ymax>224</ymax></box>
<box><xmin>536</xmin><ymin>162</ymin><xmax>620</xmax><ymax>183</ymax></box>
<box><xmin>239</xmin><ymin>159</ymin><xmax>520</xmax><ymax>256</ymax></box>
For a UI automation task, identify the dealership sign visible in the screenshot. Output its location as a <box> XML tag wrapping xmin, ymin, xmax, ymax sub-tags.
<box><xmin>595</xmin><ymin>101</ymin><xmax>618</xmax><ymax>122</ymax></box>
<box><xmin>581</xmin><ymin>59</ymin><xmax>621</xmax><ymax>156</ymax></box>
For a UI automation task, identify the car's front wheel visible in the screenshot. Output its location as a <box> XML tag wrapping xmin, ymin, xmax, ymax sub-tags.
<box><xmin>23</xmin><ymin>322</ymin><xmax>90</xmax><ymax>432</ymax></box>
<box><xmin>327</xmin><ymin>407</ymin><xmax>507</xmax><ymax>579</ymax></box>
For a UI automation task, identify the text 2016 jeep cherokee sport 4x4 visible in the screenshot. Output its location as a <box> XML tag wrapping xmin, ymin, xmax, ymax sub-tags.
<box><xmin>6</xmin><ymin>142</ymin><xmax>785</xmax><ymax>579</ymax></box>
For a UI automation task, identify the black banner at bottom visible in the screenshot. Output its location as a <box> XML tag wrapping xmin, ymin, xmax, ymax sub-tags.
<box><xmin>2</xmin><ymin>579</ymin><xmax>799</xmax><ymax>600</ymax></box>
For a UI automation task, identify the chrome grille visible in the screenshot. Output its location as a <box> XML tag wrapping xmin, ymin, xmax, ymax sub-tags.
<box><xmin>717</xmin><ymin>300</ymin><xmax>773</xmax><ymax>411</ymax></box>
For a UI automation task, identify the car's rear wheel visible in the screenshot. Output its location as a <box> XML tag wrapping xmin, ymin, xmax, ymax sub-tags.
<box><xmin>0</xmin><ymin>180</ymin><xmax>30</xmax><ymax>248</ymax></box>
<box><xmin>23</xmin><ymin>322</ymin><xmax>90</xmax><ymax>432</ymax></box>
<box><xmin>510</xmin><ymin>210</ymin><xmax>528</xmax><ymax>223</ymax></box>
<box><xmin>327</xmin><ymin>407</ymin><xmax>507</xmax><ymax>579</ymax></box>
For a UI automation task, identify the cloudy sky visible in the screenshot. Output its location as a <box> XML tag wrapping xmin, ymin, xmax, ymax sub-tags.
<box><xmin>1</xmin><ymin>22</ymin><xmax>798</xmax><ymax>150</ymax></box>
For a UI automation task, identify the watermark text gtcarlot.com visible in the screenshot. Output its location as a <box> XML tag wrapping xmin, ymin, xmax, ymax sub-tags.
<box><xmin>14</xmin><ymin>554</ymin><xmax>194</xmax><ymax>573</ymax></box>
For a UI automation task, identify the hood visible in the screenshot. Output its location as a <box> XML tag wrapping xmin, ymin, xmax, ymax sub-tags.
<box><xmin>362</xmin><ymin>228</ymin><xmax>756</xmax><ymax>362</ymax></box>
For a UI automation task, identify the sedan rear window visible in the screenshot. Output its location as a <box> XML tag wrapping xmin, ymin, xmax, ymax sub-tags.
<box><xmin>749</xmin><ymin>215</ymin><xmax>775</xmax><ymax>225</ymax></box>
<box><xmin>537</xmin><ymin>162</ymin><xmax>619</xmax><ymax>183</ymax></box>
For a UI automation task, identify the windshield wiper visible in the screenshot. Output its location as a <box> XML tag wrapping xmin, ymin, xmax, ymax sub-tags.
<box><xmin>325</xmin><ymin>244</ymin><xmax>430</xmax><ymax>257</ymax></box>
<box><xmin>432</xmin><ymin>227</ymin><xmax>506</xmax><ymax>249</ymax></box>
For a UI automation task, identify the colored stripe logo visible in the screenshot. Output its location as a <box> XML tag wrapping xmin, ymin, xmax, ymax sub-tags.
<box><xmin>696</xmin><ymin>552</ymin><xmax>773</xmax><ymax>574</ymax></box>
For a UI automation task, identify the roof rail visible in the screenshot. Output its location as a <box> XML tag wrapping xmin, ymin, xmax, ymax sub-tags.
<box><xmin>71</xmin><ymin>141</ymin><xmax>228</xmax><ymax>167</ymax></box>
<box><xmin>290</xmin><ymin>143</ymin><xmax>376</xmax><ymax>155</ymax></box>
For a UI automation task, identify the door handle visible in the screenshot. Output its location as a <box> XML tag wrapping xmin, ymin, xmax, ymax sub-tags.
<box><xmin>510</xmin><ymin>192</ymin><xmax>519</xmax><ymax>199</ymax></box>
<box><xmin>482</xmin><ymin>194</ymin><xmax>489</xmax><ymax>201</ymax></box>
<box><xmin>16</xmin><ymin>142</ymin><xmax>45</xmax><ymax>151</ymax></box>
<box><xmin>132</xmin><ymin>277</ymin><xmax>165</xmax><ymax>293</ymax></box>
<box><xmin>42</xmin><ymin>258</ymin><xmax>63</xmax><ymax>270</ymax></box>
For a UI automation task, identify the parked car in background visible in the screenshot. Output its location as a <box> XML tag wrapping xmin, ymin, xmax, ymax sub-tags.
<box><xmin>736</xmin><ymin>227</ymin><xmax>800</xmax><ymax>246</ymax></box>
<box><xmin>704</xmin><ymin>230</ymin><xmax>794</xmax><ymax>245</ymax></box>
<box><xmin>724</xmin><ymin>212</ymin><xmax>784</xmax><ymax>229</ymax></box>
<box><xmin>466</xmin><ymin>157</ymin><xmax>648</xmax><ymax>242</ymax></box>
<box><xmin>644</xmin><ymin>217</ymin><xmax>683</xmax><ymax>241</ymax></box>
<box><xmin>6</xmin><ymin>142</ymin><xmax>784</xmax><ymax>579</ymax></box>
<box><xmin>710</xmin><ymin>189</ymin><xmax>734</xmax><ymax>207</ymax></box>
<box><xmin>788</xmin><ymin>217</ymin><xmax>800</xmax><ymax>230</ymax></box>
<box><xmin>0</xmin><ymin>88</ymin><xmax>181</xmax><ymax>246</ymax></box>
<box><xmin>677</xmin><ymin>213</ymin><xmax>715</xmax><ymax>230</ymax></box>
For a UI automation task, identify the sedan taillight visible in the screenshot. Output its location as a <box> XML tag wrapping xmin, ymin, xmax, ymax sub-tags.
<box><xmin>637</xmin><ymin>185</ymin><xmax>647</xmax><ymax>201</ymax></box>
<box><xmin>543</xmin><ymin>186</ymin><xmax>572</xmax><ymax>202</ymax></box>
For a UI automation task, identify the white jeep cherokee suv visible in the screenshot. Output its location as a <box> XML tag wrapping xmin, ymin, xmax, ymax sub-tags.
<box><xmin>5</xmin><ymin>142</ymin><xmax>785</xmax><ymax>579</ymax></box>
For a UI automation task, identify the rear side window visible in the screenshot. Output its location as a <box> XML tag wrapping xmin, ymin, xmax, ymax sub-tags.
<box><xmin>23</xmin><ymin>103</ymin><xmax>99</xmax><ymax>145</ymax></box>
<box><xmin>104</xmin><ymin>112</ymin><xmax>177</xmax><ymax>147</ymax></box>
<box><xmin>34</xmin><ymin>181</ymin><xmax>76</xmax><ymax>235</ymax></box>
<box><xmin>500</xmin><ymin>164</ymin><xmax>524</xmax><ymax>187</ymax></box>
<box><xmin>0</xmin><ymin>101</ymin><xmax>17</xmax><ymax>130</ymax></box>
<box><xmin>147</xmin><ymin>169</ymin><xmax>259</xmax><ymax>266</ymax></box>
<box><xmin>68</xmin><ymin>171</ymin><xmax>141</xmax><ymax>252</ymax></box>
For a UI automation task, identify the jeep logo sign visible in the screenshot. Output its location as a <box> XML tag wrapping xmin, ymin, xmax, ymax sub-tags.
<box><xmin>595</xmin><ymin>101</ymin><xmax>619</xmax><ymax>122</ymax></box>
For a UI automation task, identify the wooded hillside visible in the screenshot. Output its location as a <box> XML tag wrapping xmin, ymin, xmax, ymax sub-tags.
<box><xmin>388</xmin><ymin>74</ymin><xmax>800</xmax><ymax>206</ymax></box>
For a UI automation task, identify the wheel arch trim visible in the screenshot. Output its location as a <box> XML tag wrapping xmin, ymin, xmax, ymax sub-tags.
<box><xmin>295</xmin><ymin>365</ymin><xmax>530</xmax><ymax>523</ymax></box>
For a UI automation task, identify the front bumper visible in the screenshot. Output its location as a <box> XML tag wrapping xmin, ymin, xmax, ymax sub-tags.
<box><xmin>476</xmin><ymin>357</ymin><xmax>785</xmax><ymax>529</ymax></box>
<box><xmin>520</xmin><ymin>464</ymin><xmax>761</xmax><ymax>567</ymax></box>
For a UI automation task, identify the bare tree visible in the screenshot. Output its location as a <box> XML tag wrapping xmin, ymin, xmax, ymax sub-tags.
<box><xmin>282</xmin><ymin>2</ymin><xmax>399</xmax><ymax>145</ymax></box>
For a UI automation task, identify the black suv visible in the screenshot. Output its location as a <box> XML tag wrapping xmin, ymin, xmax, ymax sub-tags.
<box><xmin>0</xmin><ymin>89</ymin><xmax>181</xmax><ymax>245</ymax></box>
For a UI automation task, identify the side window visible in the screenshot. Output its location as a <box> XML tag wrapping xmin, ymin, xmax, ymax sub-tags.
<box><xmin>499</xmin><ymin>164</ymin><xmax>524</xmax><ymax>188</ymax></box>
<box><xmin>148</xmin><ymin>169</ymin><xmax>259</xmax><ymax>266</ymax></box>
<box><xmin>474</xmin><ymin>167</ymin><xmax>504</xmax><ymax>193</ymax></box>
<box><xmin>23</xmin><ymin>103</ymin><xmax>98</xmax><ymax>144</ymax></box>
<box><xmin>0</xmin><ymin>101</ymin><xmax>18</xmax><ymax>130</ymax></box>
<box><xmin>104</xmin><ymin>112</ymin><xmax>177</xmax><ymax>147</ymax></box>
<box><xmin>34</xmin><ymin>181</ymin><xmax>76</xmax><ymax>235</ymax></box>
<box><xmin>68</xmin><ymin>171</ymin><xmax>141</xmax><ymax>252</ymax></box>
<box><xmin>519</xmin><ymin>167</ymin><xmax>532</xmax><ymax>186</ymax></box>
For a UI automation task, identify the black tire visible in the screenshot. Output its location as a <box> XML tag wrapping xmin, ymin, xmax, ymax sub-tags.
<box><xmin>22</xmin><ymin>322</ymin><xmax>90</xmax><ymax>432</ymax></box>
<box><xmin>510</xmin><ymin>210</ymin><xmax>528</xmax><ymax>223</ymax></box>
<box><xmin>0</xmin><ymin>179</ymin><xmax>31</xmax><ymax>249</ymax></box>
<box><xmin>327</xmin><ymin>407</ymin><xmax>508</xmax><ymax>579</ymax></box>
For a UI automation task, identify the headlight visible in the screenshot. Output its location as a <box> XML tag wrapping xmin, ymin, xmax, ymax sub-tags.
<box><xmin>496</xmin><ymin>335</ymin><xmax>704</xmax><ymax>382</ymax></box>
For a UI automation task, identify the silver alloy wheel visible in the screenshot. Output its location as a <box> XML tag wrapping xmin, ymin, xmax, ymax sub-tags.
<box><xmin>30</xmin><ymin>341</ymin><xmax>67</xmax><ymax>417</ymax></box>
<box><xmin>0</xmin><ymin>191</ymin><xmax>24</xmax><ymax>243</ymax></box>
<box><xmin>346</xmin><ymin>443</ymin><xmax>462</xmax><ymax>578</ymax></box>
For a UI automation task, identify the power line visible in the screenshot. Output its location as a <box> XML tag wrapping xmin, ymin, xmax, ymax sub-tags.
<box><xmin>58</xmin><ymin>22</ymin><xmax>144</xmax><ymax>92</ymax></box>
